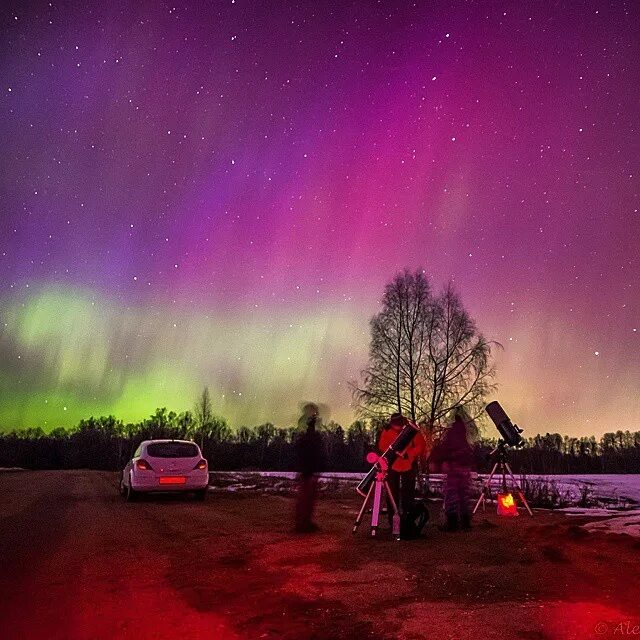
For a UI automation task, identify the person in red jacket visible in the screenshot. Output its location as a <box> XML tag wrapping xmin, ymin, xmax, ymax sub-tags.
<box><xmin>377</xmin><ymin>413</ymin><xmax>428</xmax><ymax>532</ymax></box>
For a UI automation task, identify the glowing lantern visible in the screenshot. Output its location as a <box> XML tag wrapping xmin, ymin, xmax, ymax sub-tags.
<box><xmin>497</xmin><ymin>492</ymin><xmax>519</xmax><ymax>517</ymax></box>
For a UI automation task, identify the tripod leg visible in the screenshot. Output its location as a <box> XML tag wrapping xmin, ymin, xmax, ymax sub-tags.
<box><xmin>504</xmin><ymin>463</ymin><xmax>533</xmax><ymax>516</ymax></box>
<box><xmin>499</xmin><ymin>462</ymin><xmax>508</xmax><ymax>494</ymax></box>
<box><xmin>370</xmin><ymin>477</ymin><xmax>384</xmax><ymax>537</ymax></box>
<box><xmin>352</xmin><ymin>482</ymin><xmax>374</xmax><ymax>534</ymax></box>
<box><xmin>472</xmin><ymin>486</ymin><xmax>484</xmax><ymax>515</ymax></box>
<box><xmin>473</xmin><ymin>462</ymin><xmax>499</xmax><ymax>514</ymax></box>
<box><xmin>384</xmin><ymin>481</ymin><xmax>401</xmax><ymax>540</ymax></box>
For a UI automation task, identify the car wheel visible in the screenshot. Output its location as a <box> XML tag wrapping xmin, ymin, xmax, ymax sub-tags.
<box><xmin>119</xmin><ymin>474</ymin><xmax>127</xmax><ymax>497</ymax></box>
<box><xmin>125</xmin><ymin>476</ymin><xmax>137</xmax><ymax>502</ymax></box>
<box><xmin>194</xmin><ymin>488</ymin><xmax>207</xmax><ymax>501</ymax></box>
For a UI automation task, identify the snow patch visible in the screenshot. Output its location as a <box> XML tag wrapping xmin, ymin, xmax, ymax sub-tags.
<box><xmin>583</xmin><ymin>512</ymin><xmax>640</xmax><ymax>538</ymax></box>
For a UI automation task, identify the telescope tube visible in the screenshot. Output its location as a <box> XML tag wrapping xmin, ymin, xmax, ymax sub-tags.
<box><xmin>356</xmin><ymin>422</ymin><xmax>421</xmax><ymax>496</ymax></box>
<box><xmin>485</xmin><ymin>401</ymin><xmax>524</xmax><ymax>448</ymax></box>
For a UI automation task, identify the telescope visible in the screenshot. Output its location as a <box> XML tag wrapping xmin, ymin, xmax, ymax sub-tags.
<box><xmin>485</xmin><ymin>401</ymin><xmax>524</xmax><ymax>448</ymax></box>
<box><xmin>474</xmin><ymin>401</ymin><xmax>533</xmax><ymax>516</ymax></box>
<box><xmin>356</xmin><ymin>420</ymin><xmax>421</xmax><ymax>496</ymax></box>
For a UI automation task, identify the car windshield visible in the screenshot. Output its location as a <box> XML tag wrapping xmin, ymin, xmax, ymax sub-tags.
<box><xmin>146</xmin><ymin>442</ymin><xmax>199</xmax><ymax>458</ymax></box>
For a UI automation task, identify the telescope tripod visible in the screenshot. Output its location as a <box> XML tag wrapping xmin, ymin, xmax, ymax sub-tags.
<box><xmin>352</xmin><ymin>459</ymin><xmax>401</xmax><ymax>539</ymax></box>
<box><xmin>473</xmin><ymin>442</ymin><xmax>533</xmax><ymax>516</ymax></box>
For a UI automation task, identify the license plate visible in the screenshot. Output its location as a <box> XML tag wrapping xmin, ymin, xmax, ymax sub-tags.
<box><xmin>159</xmin><ymin>476</ymin><xmax>186</xmax><ymax>485</ymax></box>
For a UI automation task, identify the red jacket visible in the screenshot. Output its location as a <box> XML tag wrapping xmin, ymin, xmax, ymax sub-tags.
<box><xmin>378</xmin><ymin>425</ymin><xmax>429</xmax><ymax>472</ymax></box>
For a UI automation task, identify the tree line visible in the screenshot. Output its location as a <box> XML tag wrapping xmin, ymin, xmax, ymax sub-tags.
<box><xmin>1</xmin><ymin>407</ymin><xmax>638</xmax><ymax>474</ymax></box>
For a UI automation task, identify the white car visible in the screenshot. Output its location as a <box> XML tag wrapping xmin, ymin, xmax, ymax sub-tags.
<box><xmin>119</xmin><ymin>439</ymin><xmax>209</xmax><ymax>501</ymax></box>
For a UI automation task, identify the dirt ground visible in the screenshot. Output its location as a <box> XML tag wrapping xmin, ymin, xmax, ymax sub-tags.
<box><xmin>0</xmin><ymin>470</ymin><xmax>638</xmax><ymax>640</ymax></box>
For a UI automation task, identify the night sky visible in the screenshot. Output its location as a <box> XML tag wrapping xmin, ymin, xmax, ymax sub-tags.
<box><xmin>1</xmin><ymin>1</ymin><xmax>638</xmax><ymax>436</ymax></box>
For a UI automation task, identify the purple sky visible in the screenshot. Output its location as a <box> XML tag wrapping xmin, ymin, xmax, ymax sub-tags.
<box><xmin>1</xmin><ymin>1</ymin><xmax>638</xmax><ymax>435</ymax></box>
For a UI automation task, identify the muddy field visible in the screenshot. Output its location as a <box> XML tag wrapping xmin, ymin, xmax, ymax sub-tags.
<box><xmin>1</xmin><ymin>470</ymin><xmax>639</xmax><ymax>640</ymax></box>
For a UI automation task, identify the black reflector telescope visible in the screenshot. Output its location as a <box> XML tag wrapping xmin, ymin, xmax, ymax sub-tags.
<box><xmin>485</xmin><ymin>401</ymin><xmax>524</xmax><ymax>448</ymax></box>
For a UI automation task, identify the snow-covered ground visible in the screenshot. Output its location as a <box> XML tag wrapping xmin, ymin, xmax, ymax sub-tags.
<box><xmin>210</xmin><ymin>471</ymin><xmax>640</xmax><ymax>538</ymax></box>
<box><xmin>210</xmin><ymin>471</ymin><xmax>640</xmax><ymax>503</ymax></box>
<box><xmin>542</xmin><ymin>475</ymin><xmax>640</xmax><ymax>538</ymax></box>
<box><xmin>518</xmin><ymin>474</ymin><xmax>640</xmax><ymax>505</ymax></box>
<box><xmin>582</xmin><ymin>512</ymin><xmax>640</xmax><ymax>537</ymax></box>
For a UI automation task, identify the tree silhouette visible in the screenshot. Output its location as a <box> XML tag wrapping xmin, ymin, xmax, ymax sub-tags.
<box><xmin>1</xmin><ymin>414</ymin><xmax>639</xmax><ymax>474</ymax></box>
<box><xmin>421</xmin><ymin>283</ymin><xmax>496</xmax><ymax>428</ymax></box>
<box><xmin>194</xmin><ymin>387</ymin><xmax>213</xmax><ymax>448</ymax></box>
<box><xmin>354</xmin><ymin>269</ymin><xmax>430</xmax><ymax>420</ymax></box>
<box><xmin>354</xmin><ymin>269</ymin><xmax>497</xmax><ymax>429</ymax></box>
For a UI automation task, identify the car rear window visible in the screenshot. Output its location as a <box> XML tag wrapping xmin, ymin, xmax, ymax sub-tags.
<box><xmin>146</xmin><ymin>442</ymin><xmax>199</xmax><ymax>458</ymax></box>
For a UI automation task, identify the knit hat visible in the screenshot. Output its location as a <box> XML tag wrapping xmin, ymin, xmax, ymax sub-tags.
<box><xmin>389</xmin><ymin>413</ymin><xmax>407</xmax><ymax>428</ymax></box>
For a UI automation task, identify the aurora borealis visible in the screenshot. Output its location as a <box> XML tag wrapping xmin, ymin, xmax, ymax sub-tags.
<box><xmin>1</xmin><ymin>1</ymin><xmax>638</xmax><ymax>436</ymax></box>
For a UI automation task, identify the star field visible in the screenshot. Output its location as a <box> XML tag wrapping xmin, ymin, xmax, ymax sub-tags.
<box><xmin>0</xmin><ymin>0</ymin><xmax>638</xmax><ymax>435</ymax></box>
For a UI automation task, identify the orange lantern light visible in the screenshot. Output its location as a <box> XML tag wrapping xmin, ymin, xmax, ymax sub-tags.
<box><xmin>497</xmin><ymin>492</ymin><xmax>519</xmax><ymax>516</ymax></box>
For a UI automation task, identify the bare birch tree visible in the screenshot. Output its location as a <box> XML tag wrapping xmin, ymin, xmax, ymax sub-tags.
<box><xmin>353</xmin><ymin>269</ymin><xmax>431</xmax><ymax>421</ymax></box>
<box><xmin>354</xmin><ymin>271</ymin><xmax>497</xmax><ymax>431</ymax></box>
<box><xmin>420</xmin><ymin>283</ymin><xmax>496</xmax><ymax>430</ymax></box>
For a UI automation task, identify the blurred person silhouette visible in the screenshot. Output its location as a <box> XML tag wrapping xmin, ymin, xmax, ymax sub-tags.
<box><xmin>417</xmin><ymin>420</ymin><xmax>436</xmax><ymax>492</ymax></box>
<box><xmin>294</xmin><ymin>403</ymin><xmax>326</xmax><ymax>533</ymax></box>
<box><xmin>377</xmin><ymin>413</ymin><xmax>428</xmax><ymax>537</ymax></box>
<box><xmin>431</xmin><ymin>407</ymin><xmax>475</xmax><ymax>532</ymax></box>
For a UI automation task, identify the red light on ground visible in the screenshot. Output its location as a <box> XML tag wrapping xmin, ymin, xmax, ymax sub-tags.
<box><xmin>497</xmin><ymin>492</ymin><xmax>519</xmax><ymax>516</ymax></box>
<box><xmin>159</xmin><ymin>476</ymin><xmax>187</xmax><ymax>485</ymax></box>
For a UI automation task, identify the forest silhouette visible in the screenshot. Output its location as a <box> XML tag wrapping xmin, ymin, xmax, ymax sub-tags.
<box><xmin>1</xmin><ymin>408</ymin><xmax>639</xmax><ymax>474</ymax></box>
